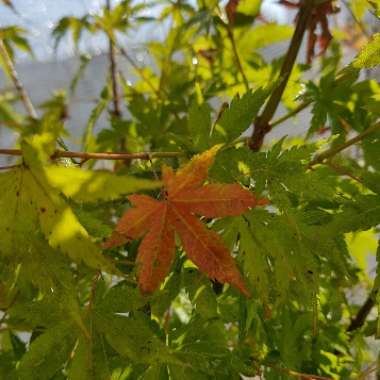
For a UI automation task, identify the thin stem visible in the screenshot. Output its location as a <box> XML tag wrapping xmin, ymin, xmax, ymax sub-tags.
<box><xmin>117</xmin><ymin>42</ymin><xmax>182</xmax><ymax>122</ymax></box>
<box><xmin>270</xmin><ymin>100</ymin><xmax>312</xmax><ymax>129</ymax></box>
<box><xmin>271</xmin><ymin>62</ymin><xmax>365</xmax><ymax>132</ymax></box>
<box><xmin>249</xmin><ymin>0</ymin><xmax>315</xmax><ymax>151</ymax></box>
<box><xmin>117</xmin><ymin>44</ymin><xmax>161</xmax><ymax>98</ymax></box>
<box><xmin>308</xmin><ymin>122</ymin><xmax>380</xmax><ymax>167</ymax></box>
<box><xmin>326</xmin><ymin>162</ymin><xmax>363</xmax><ymax>184</ymax></box>
<box><xmin>87</xmin><ymin>271</ymin><xmax>101</xmax><ymax>312</ymax></box>
<box><xmin>106</xmin><ymin>0</ymin><xmax>121</xmax><ymax>118</ymax></box>
<box><xmin>0</xmin><ymin>291</ymin><xmax>18</xmax><ymax>326</ymax></box>
<box><xmin>105</xmin><ymin>0</ymin><xmax>130</xmax><ymax>167</ymax></box>
<box><xmin>0</xmin><ymin>39</ymin><xmax>73</xmax><ymax>156</ymax></box>
<box><xmin>358</xmin><ymin>362</ymin><xmax>379</xmax><ymax>380</ymax></box>
<box><xmin>112</xmin><ymin>258</ymin><xmax>135</xmax><ymax>266</ymax></box>
<box><xmin>0</xmin><ymin>39</ymin><xmax>37</xmax><ymax>119</ymax></box>
<box><xmin>265</xmin><ymin>363</ymin><xmax>332</xmax><ymax>380</ymax></box>
<box><xmin>226</xmin><ymin>23</ymin><xmax>249</xmax><ymax>91</ymax></box>
<box><xmin>342</xmin><ymin>0</ymin><xmax>370</xmax><ymax>39</ymax></box>
<box><xmin>0</xmin><ymin>148</ymin><xmax>183</xmax><ymax>161</ymax></box>
<box><xmin>0</xmin><ymin>164</ymin><xmax>22</xmax><ymax>171</ymax></box>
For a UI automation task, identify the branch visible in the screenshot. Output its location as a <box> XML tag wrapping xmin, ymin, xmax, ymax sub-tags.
<box><xmin>249</xmin><ymin>0</ymin><xmax>315</xmax><ymax>151</ymax></box>
<box><xmin>347</xmin><ymin>294</ymin><xmax>375</xmax><ymax>333</ymax></box>
<box><xmin>308</xmin><ymin>122</ymin><xmax>380</xmax><ymax>167</ymax></box>
<box><xmin>0</xmin><ymin>39</ymin><xmax>37</xmax><ymax>118</ymax></box>
<box><xmin>0</xmin><ymin>148</ymin><xmax>183</xmax><ymax>161</ymax></box>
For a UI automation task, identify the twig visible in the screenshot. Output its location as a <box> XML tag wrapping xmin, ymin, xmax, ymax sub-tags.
<box><xmin>117</xmin><ymin>44</ymin><xmax>161</xmax><ymax>98</ymax></box>
<box><xmin>226</xmin><ymin>23</ymin><xmax>249</xmax><ymax>91</ymax></box>
<box><xmin>0</xmin><ymin>291</ymin><xmax>18</xmax><ymax>326</ymax></box>
<box><xmin>112</xmin><ymin>258</ymin><xmax>135</xmax><ymax>266</ymax></box>
<box><xmin>116</xmin><ymin>37</ymin><xmax>182</xmax><ymax>122</ymax></box>
<box><xmin>358</xmin><ymin>362</ymin><xmax>379</xmax><ymax>380</ymax></box>
<box><xmin>308</xmin><ymin>122</ymin><xmax>380</xmax><ymax>167</ymax></box>
<box><xmin>326</xmin><ymin>162</ymin><xmax>363</xmax><ymax>184</ymax></box>
<box><xmin>270</xmin><ymin>100</ymin><xmax>312</xmax><ymax>129</ymax></box>
<box><xmin>0</xmin><ymin>164</ymin><xmax>22</xmax><ymax>171</ymax></box>
<box><xmin>0</xmin><ymin>39</ymin><xmax>74</xmax><ymax>156</ymax></box>
<box><xmin>87</xmin><ymin>271</ymin><xmax>101</xmax><ymax>311</ymax></box>
<box><xmin>105</xmin><ymin>0</ymin><xmax>130</xmax><ymax>166</ymax></box>
<box><xmin>266</xmin><ymin>363</ymin><xmax>332</xmax><ymax>380</ymax></box>
<box><xmin>0</xmin><ymin>148</ymin><xmax>184</xmax><ymax>161</ymax></box>
<box><xmin>106</xmin><ymin>0</ymin><xmax>121</xmax><ymax>118</ymax></box>
<box><xmin>249</xmin><ymin>0</ymin><xmax>315</xmax><ymax>151</ymax></box>
<box><xmin>342</xmin><ymin>0</ymin><xmax>370</xmax><ymax>39</ymax></box>
<box><xmin>149</xmin><ymin>156</ymin><xmax>160</xmax><ymax>181</ymax></box>
<box><xmin>0</xmin><ymin>39</ymin><xmax>37</xmax><ymax>118</ymax></box>
<box><xmin>163</xmin><ymin>307</ymin><xmax>172</xmax><ymax>335</ymax></box>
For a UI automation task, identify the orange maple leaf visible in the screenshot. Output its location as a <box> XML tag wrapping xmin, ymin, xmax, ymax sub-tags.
<box><xmin>104</xmin><ymin>147</ymin><xmax>268</xmax><ymax>297</ymax></box>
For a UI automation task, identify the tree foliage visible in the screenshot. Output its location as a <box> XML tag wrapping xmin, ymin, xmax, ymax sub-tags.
<box><xmin>0</xmin><ymin>0</ymin><xmax>380</xmax><ymax>379</ymax></box>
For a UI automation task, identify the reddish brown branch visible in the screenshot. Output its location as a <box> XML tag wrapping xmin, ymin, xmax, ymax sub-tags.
<box><xmin>347</xmin><ymin>295</ymin><xmax>375</xmax><ymax>333</ymax></box>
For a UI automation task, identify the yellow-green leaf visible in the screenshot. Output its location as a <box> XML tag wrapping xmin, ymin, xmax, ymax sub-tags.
<box><xmin>0</xmin><ymin>167</ymin><xmax>115</xmax><ymax>272</ymax></box>
<box><xmin>353</xmin><ymin>33</ymin><xmax>380</xmax><ymax>68</ymax></box>
<box><xmin>44</xmin><ymin>165</ymin><xmax>161</xmax><ymax>203</ymax></box>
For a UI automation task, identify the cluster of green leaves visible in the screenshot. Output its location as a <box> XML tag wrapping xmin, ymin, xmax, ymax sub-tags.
<box><xmin>1</xmin><ymin>0</ymin><xmax>380</xmax><ymax>379</ymax></box>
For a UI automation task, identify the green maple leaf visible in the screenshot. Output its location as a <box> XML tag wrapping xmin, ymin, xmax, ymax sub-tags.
<box><xmin>212</xmin><ymin>89</ymin><xmax>267</xmax><ymax>143</ymax></box>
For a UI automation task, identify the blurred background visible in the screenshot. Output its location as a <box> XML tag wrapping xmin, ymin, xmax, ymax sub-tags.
<box><xmin>1</xmin><ymin>0</ymin><xmax>376</xmax><ymax>152</ymax></box>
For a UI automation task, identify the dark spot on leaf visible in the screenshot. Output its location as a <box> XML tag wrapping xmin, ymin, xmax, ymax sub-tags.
<box><xmin>40</xmin><ymin>207</ymin><xmax>46</xmax><ymax>213</ymax></box>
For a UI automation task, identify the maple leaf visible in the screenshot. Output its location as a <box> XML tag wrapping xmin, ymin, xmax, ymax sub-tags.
<box><xmin>104</xmin><ymin>147</ymin><xmax>268</xmax><ymax>297</ymax></box>
<box><xmin>280</xmin><ymin>0</ymin><xmax>337</xmax><ymax>64</ymax></box>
